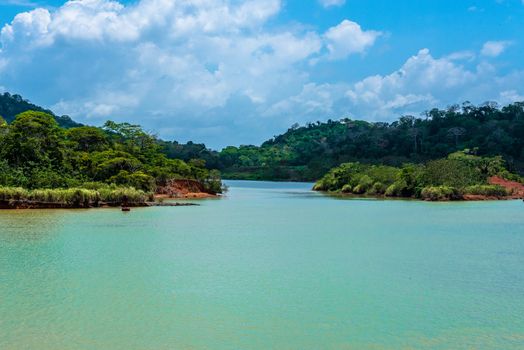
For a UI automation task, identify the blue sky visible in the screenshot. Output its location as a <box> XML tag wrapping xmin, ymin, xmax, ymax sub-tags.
<box><xmin>1</xmin><ymin>0</ymin><xmax>523</xmax><ymax>148</ymax></box>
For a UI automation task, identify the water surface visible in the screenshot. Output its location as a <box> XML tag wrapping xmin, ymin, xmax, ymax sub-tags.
<box><xmin>1</xmin><ymin>181</ymin><xmax>524</xmax><ymax>349</ymax></box>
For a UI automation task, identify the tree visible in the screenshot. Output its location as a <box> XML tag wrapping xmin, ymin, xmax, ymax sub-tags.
<box><xmin>103</xmin><ymin>120</ymin><xmax>158</xmax><ymax>156</ymax></box>
<box><xmin>4</xmin><ymin>111</ymin><xmax>64</xmax><ymax>167</ymax></box>
<box><xmin>67</xmin><ymin>126</ymin><xmax>109</xmax><ymax>152</ymax></box>
<box><xmin>447</xmin><ymin>127</ymin><xmax>466</xmax><ymax>148</ymax></box>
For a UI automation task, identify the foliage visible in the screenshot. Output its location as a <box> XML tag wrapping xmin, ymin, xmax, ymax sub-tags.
<box><xmin>0</xmin><ymin>111</ymin><xmax>222</xmax><ymax>194</ymax></box>
<box><xmin>0</xmin><ymin>186</ymin><xmax>151</xmax><ymax>206</ymax></box>
<box><xmin>463</xmin><ymin>185</ymin><xmax>508</xmax><ymax>197</ymax></box>
<box><xmin>206</xmin><ymin>102</ymin><xmax>524</xmax><ymax>181</ymax></box>
<box><xmin>314</xmin><ymin>163</ymin><xmax>400</xmax><ymax>193</ymax></box>
<box><xmin>314</xmin><ymin>152</ymin><xmax>519</xmax><ymax>200</ymax></box>
<box><xmin>420</xmin><ymin>186</ymin><xmax>462</xmax><ymax>201</ymax></box>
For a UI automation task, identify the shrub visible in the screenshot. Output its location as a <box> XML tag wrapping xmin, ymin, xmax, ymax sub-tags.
<box><xmin>341</xmin><ymin>184</ymin><xmax>353</xmax><ymax>193</ymax></box>
<box><xmin>108</xmin><ymin>170</ymin><xmax>156</xmax><ymax>192</ymax></box>
<box><xmin>420</xmin><ymin>186</ymin><xmax>462</xmax><ymax>201</ymax></box>
<box><xmin>353</xmin><ymin>175</ymin><xmax>373</xmax><ymax>194</ymax></box>
<box><xmin>0</xmin><ymin>187</ymin><xmax>29</xmax><ymax>201</ymax></box>
<box><xmin>368</xmin><ymin>182</ymin><xmax>387</xmax><ymax>195</ymax></box>
<box><xmin>422</xmin><ymin>159</ymin><xmax>484</xmax><ymax>188</ymax></box>
<box><xmin>385</xmin><ymin>180</ymin><xmax>408</xmax><ymax>197</ymax></box>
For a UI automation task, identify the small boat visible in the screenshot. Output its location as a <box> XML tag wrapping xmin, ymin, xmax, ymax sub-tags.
<box><xmin>121</xmin><ymin>207</ymin><xmax>131</xmax><ymax>212</ymax></box>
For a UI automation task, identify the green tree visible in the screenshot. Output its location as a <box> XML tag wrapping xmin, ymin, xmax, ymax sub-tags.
<box><xmin>4</xmin><ymin>111</ymin><xmax>65</xmax><ymax>168</ymax></box>
<box><xmin>66</xmin><ymin>126</ymin><xmax>109</xmax><ymax>152</ymax></box>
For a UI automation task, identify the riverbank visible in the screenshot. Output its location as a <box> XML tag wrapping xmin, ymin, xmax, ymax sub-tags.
<box><xmin>313</xmin><ymin>152</ymin><xmax>524</xmax><ymax>202</ymax></box>
<box><xmin>316</xmin><ymin>176</ymin><xmax>524</xmax><ymax>202</ymax></box>
<box><xmin>0</xmin><ymin>200</ymin><xmax>199</xmax><ymax>209</ymax></box>
<box><xmin>0</xmin><ymin>181</ymin><xmax>217</xmax><ymax>210</ymax></box>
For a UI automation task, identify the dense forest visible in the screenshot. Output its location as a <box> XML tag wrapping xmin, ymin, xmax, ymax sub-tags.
<box><xmin>0</xmin><ymin>110</ymin><xmax>222</xmax><ymax>207</ymax></box>
<box><xmin>209</xmin><ymin>102</ymin><xmax>524</xmax><ymax>181</ymax></box>
<box><xmin>313</xmin><ymin>151</ymin><xmax>523</xmax><ymax>201</ymax></box>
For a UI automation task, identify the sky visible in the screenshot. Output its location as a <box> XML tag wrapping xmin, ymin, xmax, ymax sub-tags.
<box><xmin>0</xmin><ymin>0</ymin><xmax>523</xmax><ymax>148</ymax></box>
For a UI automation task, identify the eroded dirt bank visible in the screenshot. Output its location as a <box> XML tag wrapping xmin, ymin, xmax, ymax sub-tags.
<box><xmin>155</xmin><ymin>179</ymin><xmax>218</xmax><ymax>199</ymax></box>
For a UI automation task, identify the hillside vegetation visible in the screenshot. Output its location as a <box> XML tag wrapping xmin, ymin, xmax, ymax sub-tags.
<box><xmin>210</xmin><ymin>102</ymin><xmax>524</xmax><ymax>180</ymax></box>
<box><xmin>313</xmin><ymin>151</ymin><xmax>524</xmax><ymax>201</ymax></box>
<box><xmin>0</xmin><ymin>111</ymin><xmax>222</xmax><ymax>206</ymax></box>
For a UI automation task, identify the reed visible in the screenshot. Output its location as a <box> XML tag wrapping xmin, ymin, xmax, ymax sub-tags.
<box><xmin>0</xmin><ymin>186</ymin><xmax>152</xmax><ymax>207</ymax></box>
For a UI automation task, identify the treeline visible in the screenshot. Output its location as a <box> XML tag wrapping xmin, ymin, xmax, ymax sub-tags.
<box><xmin>313</xmin><ymin>151</ymin><xmax>523</xmax><ymax>201</ymax></box>
<box><xmin>167</xmin><ymin>101</ymin><xmax>523</xmax><ymax>181</ymax></box>
<box><xmin>0</xmin><ymin>111</ymin><xmax>222</xmax><ymax>195</ymax></box>
<box><xmin>0</xmin><ymin>92</ymin><xmax>82</xmax><ymax>128</ymax></box>
<box><xmin>3</xmin><ymin>92</ymin><xmax>524</xmax><ymax>184</ymax></box>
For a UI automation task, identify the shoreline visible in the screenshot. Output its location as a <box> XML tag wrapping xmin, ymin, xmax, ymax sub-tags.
<box><xmin>0</xmin><ymin>178</ymin><xmax>221</xmax><ymax>210</ymax></box>
<box><xmin>0</xmin><ymin>200</ymin><xmax>200</xmax><ymax>210</ymax></box>
<box><xmin>317</xmin><ymin>191</ymin><xmax>524</xmax><ymax>202</ymax></box>
<box><xmin>314</xmin><ymin>176</ymin><xmax>524</xmax><ymax>202</ymax></box>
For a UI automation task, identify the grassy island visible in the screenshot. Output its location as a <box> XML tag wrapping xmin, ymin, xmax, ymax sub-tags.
<box><xmin>313</xmin><ymin>151</ymin><xmax>524</xmax><ymax>201</ymax></box>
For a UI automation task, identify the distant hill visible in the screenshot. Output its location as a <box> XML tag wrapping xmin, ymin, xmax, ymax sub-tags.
<box><xmin>216</xmin><ymin>102</ymin><xmax>524</xmax><ymax>180</ymax></box>
<box><xmin>0</xmin><ymin>92</ymin><xmax>82</xmax><ymax>128</ymax></box>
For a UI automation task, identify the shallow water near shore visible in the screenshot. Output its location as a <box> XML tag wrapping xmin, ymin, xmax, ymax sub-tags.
<box><xmin>1</xmin><ymin>180</ymin><xmax>524</xmax><ymax>349</ymax></box>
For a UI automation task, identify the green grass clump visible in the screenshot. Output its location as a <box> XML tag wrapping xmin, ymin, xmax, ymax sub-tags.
<box><xmin>385</xmin><ymin>180</ymin><xmax>408</xmax><ymax>197</ymax></box>
<box><xmin>0</xmin><ymin>186</ymin><xmax>152</xmax><ymax>207</ymax></box>
<box><xmin>463</xmin><ymin>185</ymin><xmax>508</xmax><ymax>197</ymax></box>
<box><xmin>420</xmin><ymin>186</ymin><xmax>462</xmax><ymax>201</ymax></box>
<box><xmin>368</xmin><ymin>182</ymin><xmax>387</xmax><ymax>195</ymax></box>
<box><xmin>0</xmin><ymin>187</ymin><xmax>29</xmax><ymax>201</ymax></box>
<box><xmin>98</xmin><ymin>187</ymin><xmax>153</xmax><ymax>203</ymax></box>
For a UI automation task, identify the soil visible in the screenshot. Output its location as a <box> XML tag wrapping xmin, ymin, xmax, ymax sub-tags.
<box><xmin>155</xmin><ymin>179</ymin><xmax>218</xmax><ymax>199</ymax></box>
<box><xmin>488</xmin><ymin>176</ymin><xmax>524</xmax><ymax>198</ymax></box>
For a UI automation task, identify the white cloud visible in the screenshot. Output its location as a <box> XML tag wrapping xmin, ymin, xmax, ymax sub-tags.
<box><xmin>319</xmin><ymin>0</ymin><xmax>345</xmax><ymax>8</ymax></box>
<box><xmin>268</xmin><ymin>48</ymin><xmax>524</xmax><ymax>123</ymax></box>
<box><xmin>324</xmin><ymin>20</ymin><xmax>382</xmax><ymax>59</ymax></box>
<box><xmin>1</xmin><ymin>0</ymin><xmax>283</xmax><ymax>47</ymax></box>
<box><xmin>499</xmin><ymin>90</ymin><xmax>524</xmax><ymax>104</ymax></box>
<box><xmin>344</xmin><ymin>48</ymin><xmax>524</xmax><ymax>118</ymax></box>
<box><xmin>481</xmin><ymin>40</ymin><xmax>511</xmax><ymax>57</ymax></box>
<box><xmin>0</xmin><ymin>0</ymin><xmax>383</xmax><ymax>146</ymax></box>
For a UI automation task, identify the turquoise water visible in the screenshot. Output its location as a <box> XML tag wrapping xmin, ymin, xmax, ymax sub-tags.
<box><xmin>1</xmin><ymin>180</ymin><xmax>524</xmax><ymax>350</ymax></box>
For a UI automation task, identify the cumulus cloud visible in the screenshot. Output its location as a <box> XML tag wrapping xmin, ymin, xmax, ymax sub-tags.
<box><xmin>269</xmin><ymin>49</ymin><xmax>524</xmax><ymax>123</ymax></box>
<box><xmin>1</xmin><ymin>0</ymin><xmax>383</xmax><ymax>146</ymax></box>
<box><xmin>1</xmin><ymin>0</ymin><xmax>283</xmax><ymax>47</ymax></box>
<box><xmin>319</xmin><ymin>0</ymin><xmax>345</xmax><ymax>8</ymax></box>
<box><xmin>344</xmin><ymin>49</ymin><xmax>524</xmax><ymax>118</ymax></box>
<box><xmin>324</xmin><ymin>20</ymin><xmax>382</xmax><ymax>59</ymax></box>
<box><xmin>481</xmin><ymin>40</ymin><xmax>511</xmax><ymax>57</ymax></box>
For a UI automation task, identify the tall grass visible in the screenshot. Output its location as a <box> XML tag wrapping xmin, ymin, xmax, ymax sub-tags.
<box><xmin>463</xmin><ymin>185</ymin><xmax>508</xmax><ymax>197</ymax></box>
<box><xmin>0</xmin><ymin>186</ymin><xmax>152</xmax><ymax>207</ymax></box>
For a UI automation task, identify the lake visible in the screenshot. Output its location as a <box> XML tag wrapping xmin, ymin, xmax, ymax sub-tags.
<box><xmin>1</xmin><ymin>180</ymin><xmax>524</xmax><ymax>349</ymax></box>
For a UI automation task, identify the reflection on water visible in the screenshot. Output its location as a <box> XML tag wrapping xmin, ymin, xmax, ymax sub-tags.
<box><xmin>0</xmin><ymin>210</ymin><xmax>71</xmax><ymax>244</ymax></box>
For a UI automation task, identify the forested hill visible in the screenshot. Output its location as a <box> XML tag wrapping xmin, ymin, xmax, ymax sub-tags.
<box><xmin>0</xmin><ymin>111</ymin><xmax>222</xmax><ymax>195</ymax></box>
<box><xmin>3</xmin><ymin>92</ymin><xmax>524</xmax><ymax>182</ymax></box>
<box><xmin>215</xmin><ymin>102</ymin><xmax>524</xmax><ymax>181</ymax></box>
<box><xmin>0</xmin><ymin>92</ymin><xmax>82</xmax><ymax>128</ymax></box>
